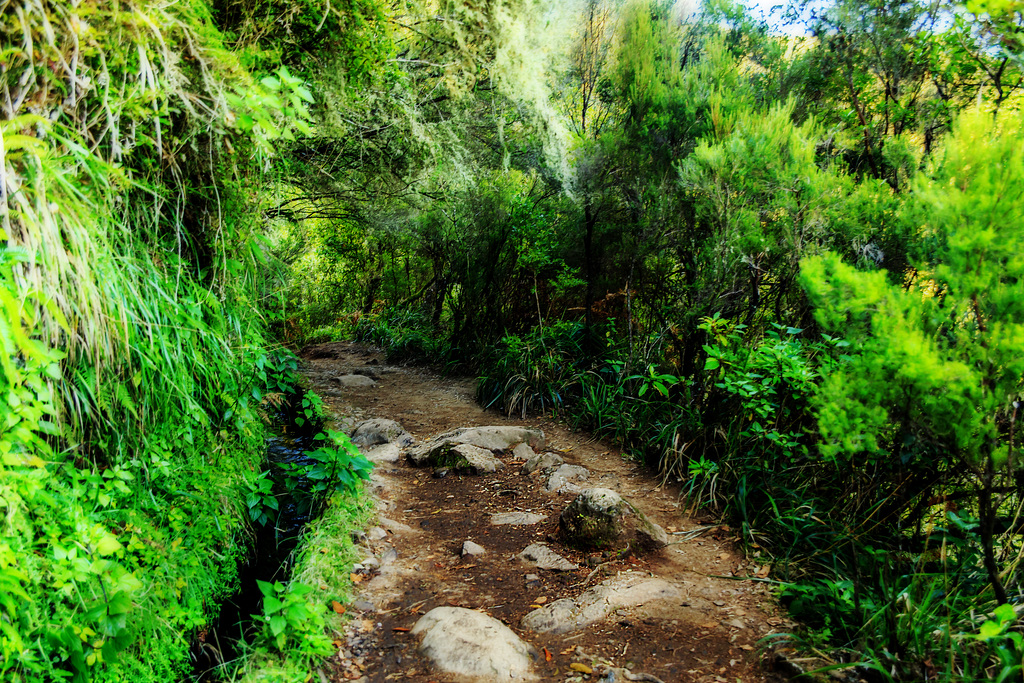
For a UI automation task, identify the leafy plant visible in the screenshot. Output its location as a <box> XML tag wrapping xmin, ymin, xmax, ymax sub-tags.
<box><xmin>245</xmin><ymin>471</ymin><xmax>280</xmax><ymax>527</ymax></box>
<box><xmin>254</xmin><ymin>580</ymin><xmax>332</xmax><ymax>656</ymax></box>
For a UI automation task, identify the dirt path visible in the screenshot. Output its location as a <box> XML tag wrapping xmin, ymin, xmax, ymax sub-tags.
<box><xmin>301</xmin><ymin>342</ymin><xmax>791</xmax><ymax>683</ymax></box>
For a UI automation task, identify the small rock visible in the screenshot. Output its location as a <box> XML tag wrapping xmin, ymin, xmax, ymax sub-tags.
<box><xmin>351</xmin><ymin>600</ymin><xmax>375</xmax><ymax>612</ymax></box>
<box><xmin>412</xmin><ymin>607</ymin><xmax>538</xmax><ymax>680</ymax></box>
<box><xmin>363</xmin><ymin>442</ymin><xmax>402</xmax><ymax>463</ymax></box>
<box><xmin>491</xmin><ymin>512</ymin><xmax>547</xmax><ymax>526</ymax></box>
<box><xmin>545</xmin><ymin>464</ymin><xmax>589</xmax><ymax>493</ymax></box>
<box><xmin>380</xmin><ymin>547</ymin><xmax>398</xmax><ymax>565</ymax></box>
<box><xmin>727</xmin><ymin>618</ymin><xmax>746</xmax><ymax>629</ymax></box>
<box><xmin>517</xmin><ymin>543</ymin><xmax>578</xmax><ymax>571</ymax></box>
<box><xmin>521</xmin><ymin>452</ymin><xmax>565</xmax><ymax>475</ymax></box>
<box><xmin>512</xmin><ymin>442</ymin><xmax>536</xmax><ymax>461</ymax></box>
<box><xmin>355</xmin><ymin>557</ymin><xmax>380</xmax><ymax>572</ymax></box>
<box><xmin>337</xmin><ymin>374</ymin><xmax>378</xmax><ymax>388</ymax></box>
<box><xmin>367</xmin><ymin>526</ymin><xmax>387</xmax><ymax>541</ymax></box>
<box><xmin>462</xmin><ymin>540</ymin><xmax>486</xmax><ymax>557</ymax></box>
<box><xmin>377</xmin><ymin>516</ymin><xmax>415</xmax><ymax>534</ymax></box>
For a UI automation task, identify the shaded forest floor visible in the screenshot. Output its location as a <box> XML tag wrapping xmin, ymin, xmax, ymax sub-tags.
<box><xmin>300</xmin><ymin>341</ymin><xmax>794</xmax><ymax>683</ymax></box>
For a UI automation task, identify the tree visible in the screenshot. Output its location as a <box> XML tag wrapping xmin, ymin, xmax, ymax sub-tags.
<box><xmin>800</xmin><ymin>110</ymin><xmax>1024</xmax><ymax>604</ymax></box>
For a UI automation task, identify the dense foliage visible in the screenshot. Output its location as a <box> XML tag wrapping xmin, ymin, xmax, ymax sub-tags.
<box><xmin>269</xmin><ymin>0</ymin><xmax>1024</xmax><ymax>680</ymax></box>
<box><xmin>5</xmin><ymin>0</ymin><xmax>1024</xmax><ymax>680</ymax></box>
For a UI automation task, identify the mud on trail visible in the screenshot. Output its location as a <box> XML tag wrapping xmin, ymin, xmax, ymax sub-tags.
<box><xmin>300</xmin><ymin>342</ymin><xmax>793</xmax><ymax>683</ymax></box>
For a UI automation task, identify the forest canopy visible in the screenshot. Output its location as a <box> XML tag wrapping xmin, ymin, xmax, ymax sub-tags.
<box><xmin>2</xmin><ymin>0</ymin><xmax>1024</xmax><ymax>680</ymax></box>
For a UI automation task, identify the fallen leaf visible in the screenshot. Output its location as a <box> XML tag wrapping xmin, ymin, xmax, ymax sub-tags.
<box><xmin>543</xmin><ymin>647</ymin><xmax>553</xmax><ymax>662</ymax></box>
<box><xmin>530</xmin><ymin>604</ymin><xmax>543</xmax><ymax>609</ymax></box>
<box><xmin>360</xmin><ymin>619</ymin><xmax>374</xmax><ymax>633</ymax></box>
<box><xmin>350</xmin><ymin>573</ymin><xmax>364</xmax><ymax>584</ymax></box>
<box><xmin>392</xmin><ymin>627</ymin><xmax>411</xmax><ymax>632</ymax></box>
<box><xmin>755</xmin><ymin>565</ymin><xmax>771</xmax><ymax>579</ymax></box>
<box><xmin>560</xmin><ymin>647</ymin><xmax>575</xmax><ymax>655</ymax></box>
<box><xmin>331</xmin><ymin>600</ymin><xmax>346</xmax><ymax>614</ymax></box>
<box><xmin>570</xmin><ymin>663</ymin><xmax>593</xmax><ymax>674</ymax></box>
<box><xmin>534</xmin><ymin>596</ymin><xmax>548</xmax><ymax>604</ymax></box>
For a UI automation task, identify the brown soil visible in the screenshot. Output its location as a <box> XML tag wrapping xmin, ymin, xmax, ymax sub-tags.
<box><xmin>300</xmin><ymin>341</ymin><xmax>794</xmax><ymax>683</ymax></box>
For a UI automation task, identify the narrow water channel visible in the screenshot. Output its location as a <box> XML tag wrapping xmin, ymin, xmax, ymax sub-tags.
<box><xmin>190</xmin><ymin>403</ymin><xmax>321</xmax><ymax>681</ymax></box>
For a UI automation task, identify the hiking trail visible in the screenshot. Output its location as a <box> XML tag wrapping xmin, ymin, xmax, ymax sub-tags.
<box><xmin>301</xmin><ymin>341</ymin><xmax>793</xmax><ymax>683</ymax></box>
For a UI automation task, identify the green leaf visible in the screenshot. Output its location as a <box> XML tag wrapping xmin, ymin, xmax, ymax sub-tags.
<box><xmin>95</xmin><ymin>535</ymin><xmax>122</xmax><ymax>557</ymax></box>
<box><xmin>704</xmin><ymin>358</ymin><xmax>720</xmax><ymax>370</ymax></box>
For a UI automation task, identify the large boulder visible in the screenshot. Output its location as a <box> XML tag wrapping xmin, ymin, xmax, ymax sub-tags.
<box><xmin>408</xmin><ymin>426</ymin><xmax>544</xmax><ymax>466</ymax></box>
<box><xmin>413</xmin><ymin>607</ymin><xmax>538</xmax><ymax>680</ymax></box>
<box><xmin>559</xmin><ymin>488</ymin><xmax>669</xmax><ymax>551</ymax></box>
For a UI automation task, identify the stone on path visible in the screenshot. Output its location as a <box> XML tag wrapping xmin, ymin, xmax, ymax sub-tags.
<box><xmin>336</xmin><ymin>374</ymin><xmax>378</xmax><ymax>388</ymax></box>
<box><xmin>491</xmin><ymin>512</ymin><xmax>547</xmax><ymax>526</ymax></box>
<box><xmin>462</xmin><ymin>540</ymin><xmax>486</xmax><ymax>557</ymax></box>
<box><xmin>408</xmin><ymin>426</ymin><xmax>545</xmax><ymax>466</ymax></box>
<box><xmin>363</xmin><ymin>442</ymin><xmax>402</xmax><ymax>463</ymax></box>
<box><xmin>413</xmin><ymin>607</ymin><xmax>538</xmax><ymax>681</ymax></box>
<box><xmin>522</xmin><ymin>452</ymin><xmax>564</xmax><ymax>475</ymax></box>
<box><xmin>446</xmin><ymin>444</ymin><xmax>504</xmax><ymax>473</ymax></box>
<box><xmin>351</xmin><ymin>418</ymin><xmax>413</xmax><ymax>448</ymax></box>
<box><xmin>545</xmin><ymin>464</ymin><xmax>589</xmax><ymax>493</ymax></box>
<box><xmin>521</xmin><ymin>575</ymin><xmax>680</xmax><ymax>635</ymax></box>
<box><xmin>559</xmin><ymin>488</ymin><xmax>626</xmax><ymax>548</ymax></box>
<box><xmin>517</xmin><ymin>543</ymin><xmax>578</xmax><ymax>571</ymax></box>
<box><xmin>559</xmin><ymin>488</ymin><xmax>670</xmax><ymax>551</ymax></box>
<box><xmin>512</xmin><ymin>442</ymin><xmax>536</xmax><ymax>461</ymax></box>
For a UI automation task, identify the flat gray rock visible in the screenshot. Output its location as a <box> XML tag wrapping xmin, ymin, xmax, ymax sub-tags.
<box><xmin>336</xmin><ymin>374</ymin><xmax>377</xmax><ymax>388</ymax></box>
<box><xmin>351</xmin><ymin>418</ymin><xmax>413</xmax><ymax>447</ymax></box>
<box><xmin>521</xmin><ymin>575</ymin><xmax>680</xmax><ymax>635</ymax></box>
<box><xmin>522</xmin><ymin>452</ymin><xmax>564</xmax><ymax>474</ymax></box>
<box><xmin>545</xmin><ymin>464</ymin><xmax>590</xmax><ymax>493</ymax></box>
<box><xmin>449</xmin><ymin>444</ymin><xmax>504</xmax><ymax>473</ymax></box>
<box><xmin>491</xmin><ymin>512</ymin><xmax>547</xmax><ymax>526</ymax></box>
<box><xmin>448</xmin><ymin>426</ymin><xmax>545</xmax><ymax>451</ymax></box>
<box><xmin>517</xmin><ymin>543</ymin><xmax>578</xmax><ymax>571</ymax></box>
<box><xmin>512</xmin><ymin>442</ymin><xmax>536</xmax><ymax>461</ymax></box>
<box><xmin>413</xmin><ymin>607</ymin><xmax>538</xmax><ymax>680</ymax></box>
<box><xmin>408</xmin><ymin>426</ymin><xmax>543</xmax><ymax>467</ymax></box>
<box><xmin>462</xmin><ymin>540</ymin><xmax>486</xmax><ymax>557</ymax></box>
<box><xmin>363</xmin><ymin>442</ymin><xmax>402</xmax><ymax>463</ymax></box>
